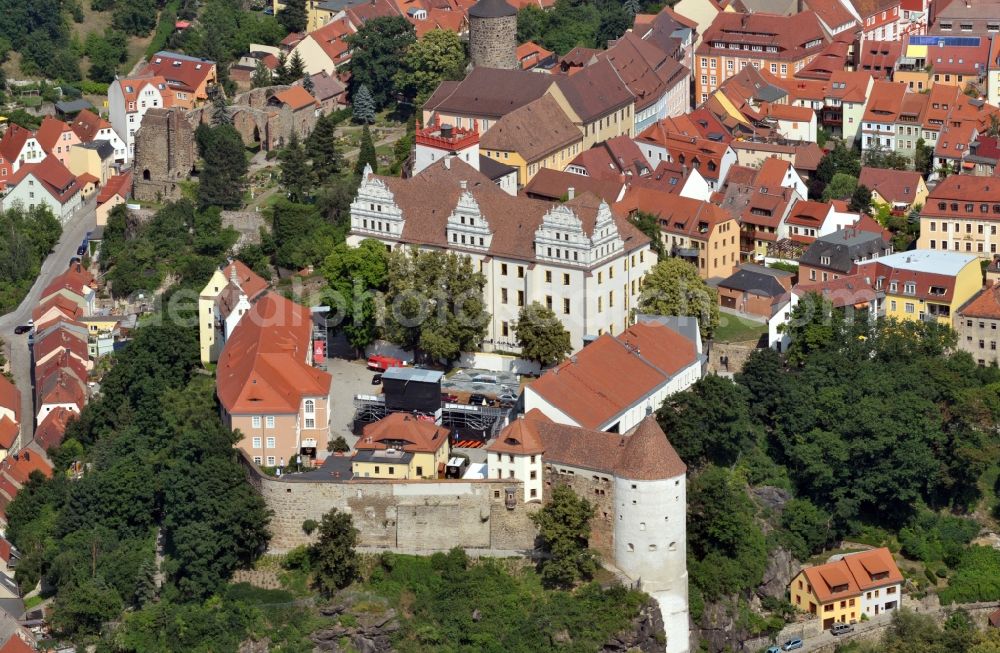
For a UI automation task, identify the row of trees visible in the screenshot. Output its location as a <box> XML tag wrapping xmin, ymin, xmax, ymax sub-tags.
<box><xmin>6</xmin><ymin>323</ymin><xmax>272</xmax><ymax>639</ymax></box>
<box><xmin>0</xmin><ymin>203</ymin><xmax>62</xmax><ymax>312</ymax></box>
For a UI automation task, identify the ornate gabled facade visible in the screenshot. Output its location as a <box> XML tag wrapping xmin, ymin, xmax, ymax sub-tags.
<box><xmin>346</xmin><ymin>159</ymin><xmax>655</xmax><ymax>351</ymax></box>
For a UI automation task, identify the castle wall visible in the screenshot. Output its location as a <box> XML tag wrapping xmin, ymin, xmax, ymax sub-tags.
<box><xmin>469</xmin><ymin>14</ymin><xmax>517</xmax><ymax>70</ymax></box>
<box><xmin>542</xmin><ymin>463</ymin><xmax>617</xmax><ymax>562</ymax></box>
<box><xmin>243</xmin><ymin>456</ymin><xmax>539</xmax><ymax>552</ymax></box>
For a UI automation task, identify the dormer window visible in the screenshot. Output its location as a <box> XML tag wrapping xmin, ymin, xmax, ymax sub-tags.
<box><xmin>904</xmin><ymin>282</ymin><xmax>915</xmax><ymax>295</ymax></box>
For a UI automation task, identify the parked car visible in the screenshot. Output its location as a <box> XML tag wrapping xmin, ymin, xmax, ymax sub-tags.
<box><xmin>367</xmin><ymin>355</ymin><xmax>404</xmax><ymax>372</ymax></box>
<box><xmin>766</xmin><ymin>647</ymin><xmax>781</xmax><ymax>653</ymax></box>
<box><xmin>781</xmin><ymin>639</ymin><xmax>803</xmax><ymax>651</ymax></box>
<box><xmin>441</xmin><ymin>393</ymin><xmax>458</xmax><ymax>403</ymax></box>
<box><xmin>497</xmin><ymin>391</ymin><xmax>518</xmax><ymax>405</ymax></box>
<box><xmin>13</xmin><ymin>325</ymin><xmax>30</xmax><ymax>335</ymax></box>
<box><xmin>831</xmin><ymin>623</ymin><xmax>854</xmax><ymax>636</ymax></box>
<box><xmin>371</xmin><ymin>374</ymin><xmax>382</xmax><ymax>386</ymax></box>
<box><xmin>76</xmin><ymin>244</ymin><xmax>87</xmax><ymax>256</ymax></box>
<box><xmin>468</xmin><ymin>394</ymin><xmax>489</xmax><ymax>406</ymax></box>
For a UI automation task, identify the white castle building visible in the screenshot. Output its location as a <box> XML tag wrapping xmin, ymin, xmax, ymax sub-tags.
<box><xmin>346</xmin><ymin>157</ymin><xmax>655</xmax><ymax>352</ymax></box>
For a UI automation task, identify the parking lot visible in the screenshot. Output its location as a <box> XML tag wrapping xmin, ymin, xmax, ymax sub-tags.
<box><xmin>324</xmin><ymin>355</ymin><xmax>381</xmax><ymax>451</ymax></box>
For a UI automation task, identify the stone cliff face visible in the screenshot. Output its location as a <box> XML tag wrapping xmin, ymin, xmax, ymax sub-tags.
<box><xmin>602</xmin><ymin>600</ymin><xmax>667</xmax><ymax>653</ymax></box>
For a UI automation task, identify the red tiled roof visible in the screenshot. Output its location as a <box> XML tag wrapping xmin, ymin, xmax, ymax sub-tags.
<box><xmin>488</xmin><ymin>415</ymin><xmax>545</xmax><ymax>455</ymax></box>
<box><xmin>0</xmin><ymin>446</ymin><xmax>53</xmax><ymax>485</ymax></box>
<box><xmin>33</xmin><ymin>326</ymin><xmax>88</xmax><ymax>367</ymax></box>
<box><xmin>568</xmin><ymin>136</ymin><xmax>650</xmax><ymax>180</ymax></box>
<box><xmin>532</xmin><ymin>413</ymin><xmax>687</xmax><ymax>480</ymax></box>
<box><xmin>307</xmin><ymin>18</ymin><xmax>355</xmax><ymax>67</ymax></box>
<box><xmin>40</xmin><ymin>264</ymin><xmax>94</xmax><ymax>304</ymax></box>
<box><xmin>480</xmin><ymin>95</ymin><xmax>581</xmax><ymax>162</ymax></box>
<box><xmin>96</xmin><ymin>171</ymin><xmax>132</xmax><ymax>205</ymax></box>
<box><xmin>521</xmin><ymin>168</ymin><xmax>625</xmax><ymax>203</ymax></box>
<box><xmin>697</xmin><ymin>11</ymin><xmax>828</xmax><ymax>61</ymax></box>
<box><xmin>958</xmin><ymin>282</ymin><xmax>1000</xmax><ymax>320</ymax></box>
<box><xmin>859</xmin><ymin>40</ymin><xmax>902</xmax><ymax>79</ymax></box>
<box><xmin>615</xmin><ymin>190</ymin><xmax>732</xmax><ymax>239</ymax></box>
<box><xmin>0</xmin><ymin>634</ymin><xmax>35</xmax><ymax>653</ymax></box>
<box><xmin>8</xmin><ymin>157</ymin><xmax>81</xmax><ymax>205</ymax></box>
<box><xmin>37</xmin><ymin>367</ymin><xmax>86</xmax><ymax>413</ymax></box>
<box><xmin>597</xmin><ymin>32</ymin><xmax>688</xmax><ymax>113</ymax></box>
<box><xmin>528</xmin><ymin>322</ymin><xmax>697</xmax><ymax>430</ymax></box>
<box><xmin>517</xmin><ymin>41</ymin><xmax>553</xmax><ymax>70</ymax></box>
<box><xmin>635</xmin><ymin>124</ymin><xmax>729</xmax><ymax>180</ymax></box>
<box><xmin>0</xmin><ymin>124</ymin><xmax>34</xmax><ymax>163</ymax></box>
<box><xmin>69</xmin><ymin>109</ymin><xmax>112</xmax><ymax>143</ymax></box>
<box><xmin>859</xmin><ymin>167</ymin><xmax>923</xmax><ymax>204</ymax></box>
<box><xmin>141</xmin><ymin>51</ymin><xmax>216</xmax><ymax>95</ymax></box>
<box><xmin>795</xmin><ymin>274</ymin><xmax>877</xmax><ymax>308</ymax></box>
<box><xmin>0</xmin><ymin>418</ymin><xmax>17</xmax><ymax>451</ymax></box>
<box><xmin>35</xmin><ymin>116</ymin><xmax>73</xmax><ymax>154</ymax></box>
<box><xmin>273</xmin><ymin>85</ymin><xmax>319</xmax><ymax>111</ymax></box>
<box><xmin>35</xmin><ymin>406</ymin><xmax>76</xmax><ymax>453</ymax></box>
<box><xmin>805</xmin><ymin>0</ymin><xmax>858</xmax><ymax>31</ymax></box>
<box><xmin>786</xmin><ymin>199</ymin><xmax>832</xmax><ymax>227</ymax></box>
<box><xmin>755</xmin><ymin>157</ymin><xmax>794</xmax><ymax>190</ymax></box>
<box><xmin>762</xmin><ymin>102</ymin><xmax>815</xmax><ymax>122</ymax></box>
<box><xmin>356</xmin><ymin>412</ymin><xmax>448</xmax><ymax>454</ymax></box>
<box><xmin>0</xmin><ymin>377</ymin><xmax>18</xmax><ymax>429</ymax></box>
<box><xmin>115</xmin><ymin>75</ymin><xmax>174</xmax><ymax>110</ymax></box>
<box><xmin>216</xmin><ymin>292</ymin><xmax>331</xmax><ymax>414</ymax></box>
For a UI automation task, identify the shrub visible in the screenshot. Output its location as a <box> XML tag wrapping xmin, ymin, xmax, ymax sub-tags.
<box><xmin>939</xmin><ymin>547</ymin><xmax>1000</xmax><ymax>604</ymax></box>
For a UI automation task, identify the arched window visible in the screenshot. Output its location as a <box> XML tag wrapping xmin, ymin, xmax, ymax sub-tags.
<box><xmin>304</xmin><ymin>399</ymin><xmax>315</xmax><ymax>414</ymax></box>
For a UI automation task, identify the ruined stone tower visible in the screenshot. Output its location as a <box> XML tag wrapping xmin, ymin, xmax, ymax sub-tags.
<box><xmin>469</xmin><ymin>0</ymin><xmax>518</xmax><ymax>70</ymax></box>
<box><xmin>132</xmin><ymin>108</ymin><xmax>195</xmax><ymax>203</ymax></box>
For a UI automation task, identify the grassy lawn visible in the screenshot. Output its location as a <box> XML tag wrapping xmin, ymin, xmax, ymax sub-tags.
<box><xmin>715</xmin><ymin>313</ymin><xmax>767</xmax><ymax>343</ymax></box>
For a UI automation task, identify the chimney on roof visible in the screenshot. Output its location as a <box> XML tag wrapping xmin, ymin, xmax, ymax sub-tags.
<box><xmin>567</xmin><ymin>187</ymin><xmax>575</xmax><ymax>200</ymax></box>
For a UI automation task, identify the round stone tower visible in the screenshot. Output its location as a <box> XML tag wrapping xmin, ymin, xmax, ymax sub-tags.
<box><xmin>468</xmin><ymin>0</ymin><xmax>518</xmax><ymax>70</ymax></box>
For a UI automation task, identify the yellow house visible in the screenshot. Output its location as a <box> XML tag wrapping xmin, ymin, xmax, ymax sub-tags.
<box><xmin>68</xmin><ymin>141</ymin><xmax>115</xmax><ymax>186</ymax></box>
<box><xmin>290</xmin><ymin>16</ymin><xmax>354</xmax><ymax>75</ymax></box>
<box><xmin>352</xmin><ymin>412</ymin><xmax>451</xmax><ymax>480</ymax></box>
<box><xmin>857</xmin><ymin>250</ymin><xmax>981</xmax><ymax>326</ymax></box>
<box><xmin>858</xmin><ymin>167</ymin><xmax>928</xmax><ymax>214</ymax></box>
<box><xmin>790</xmin><ymin>548</ymin><xmax>904</xmax><ymax>629</ymax></box>
<box><xmin>198</xmin><ymin>260</ymin><xmax>269</xmax><ymax>365</ymax></box>
<box><xmin>480</xmin><ymin>95</ymin><xmax>583</xmax><ymax>188</ymax></box>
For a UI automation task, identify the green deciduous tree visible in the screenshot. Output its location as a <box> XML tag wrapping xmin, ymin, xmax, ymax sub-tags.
<box><xmin>863</xmin><ymin>142</ymin><xmax>911</xmax><ymax>170</ymax></box>
<box><xmin>779</xmin><ymin>498</ymin><xmax>832</xmax><ymax>560</ymax></box>
<box><xmin>687</xmin><ymin>466</ymin><xmax>768</xmax><ymax>601</ymax></box>
<box><xmin>267</xmin><ymin>199</ymin><xmax>340</xmax><ymax>270</ymax></box>
<box><xmin>309</xmin><ymin>508</ymin><xmax>359</xmax><ymax>596</ymax></box>
<box><xmin>914</xmin><ymin>138</ymin><xmax>934</xmax><ymax>176</ymax></box>
<box><xmin>196</xmin><ymin>123</ymin><xmax>248</xmax><ymax>210</ymax></box>
<box><xmin>821</xmin><ymin>172</ymin><xmax>858</xmax><ymax>202</ymax></box>
<box><xmin>322</xmin><ymin>239</ymin><xmax>389</xmax><ymax>352</ymax></box>
<box><xmin>278</xmin><ymin>0</ymin><xmax>307</xmax><ymax>34</ymax></box>
<box><xmin>530</xmin><ymin>485</ymin><xmax>599</xmax><ymax>588</ymax></box>
<box><xmin>346</xmin><ymin>16</ymin><xmax>415</xmax><ymax>108</ymax></box>
<box><xmin>394</xmin><ymin>29</ymin><xmax>467</xmax><ymax>105</ymax></box>
<box><xmin>514</xmin><ymin>302</ymin><xmax>573</xmax><ymax>367</ymax></box>
<box><xmin>637</xmin><ymin>258</ymin><xmax>719</xmax><ymax>339</ymax></box>
<box><xmin>656</xmin><ymin>375</ymin><xmax>757</xmax><ymax>467</ymax></box>
<box><xmin>384</xmin><ymin>248</ymin><xmax>488</xmax><ymax>364</ymax></box>
<box><xmin>354</xmin><ymin>124</ymin><xmax>377</xmax><ymax>176</ymax></box>
<box><xmin>112</xmin><ymin>0</ymin><xmax>157</xmax><ymax>36</ymax></box>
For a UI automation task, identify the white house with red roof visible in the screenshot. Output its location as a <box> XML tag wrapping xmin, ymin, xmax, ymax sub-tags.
<box><xmin>291</xmin><ymin>17</ymin><xmax>357</xmax><ymax>75</ymax></box>
<box><xmin>108</xmin><ymin>75</ymin><xmax>176</xmax><ymax>159</ymax></box>
<box><xmin>0</xmin><ymin>377</ymin><xmax>20</xmax><ymax>462</ymax></box>
<box><xmin>524</xmin><ymin>318</ymin><xmax>703</xmax><ymax>433</ymax></box>
<box><xmin>138</xmin><ymin>51</ymin><xmax>217</xmax><ymax>108</ymax></box>
<box><xmin>0</xmin><ymin>124</ymin><xmax>45</xmax><ymax>187</ymax></box>
<box><xmin>2</xmin><ymin>157</ymin><xmax>83</xmax><ymax>223</ymax></box>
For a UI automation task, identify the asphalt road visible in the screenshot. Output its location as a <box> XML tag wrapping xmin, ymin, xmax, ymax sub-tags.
<box><xmin>0</xmin><ymin>197</ymin><xmax>97</xmax><ymax>445</ymax></box>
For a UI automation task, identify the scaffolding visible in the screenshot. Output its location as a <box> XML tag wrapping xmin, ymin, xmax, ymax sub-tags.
<box><xmin>351</xmin><ymin>396</ymin><xmax>509</xmax><ymax>439</ymax></box>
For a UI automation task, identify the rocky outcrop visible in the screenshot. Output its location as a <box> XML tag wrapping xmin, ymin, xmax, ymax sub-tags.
<box><xmin>758</xmin><ymin>545</ymin><xmax>800</xmax><ymax>600</ymax></box>
<box><xmin>310</xmin><ymin>607</ymin><xmax>401</xmax><ymax>652</ymax></box>
<box><xmin>602</xmin><ymin>600</ymin><xmax>667</xmax><ymax>652</ymax></box>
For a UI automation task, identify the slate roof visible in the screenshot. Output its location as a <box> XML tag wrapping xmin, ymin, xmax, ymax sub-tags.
<box><xmin>799</xmin><ymin>229</ymin><xmax>889</xmax><ymax>273</ymax></box>
<box><xmin>469</xmin><ymin>0</ymin><xmax>516</xmax><ymax>17</ymax></box>
<box><xmin>718</xmin><ymin>264</ymin><xmax>792</xmax><ymax>297</ymax></box>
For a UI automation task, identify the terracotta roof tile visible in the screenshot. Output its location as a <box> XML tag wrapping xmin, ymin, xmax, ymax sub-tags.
<box><xmin>533</xmin><ymin>413</ymin><xmax>686</xmax><ymax>479</ymax></box>
<box><xmin>527</xmin><ymin>322</ymin><xmax>697</xmax><ymax>430</ymax></box>
<box><xmin>356</xmin><ymin>412</ymin><xmax>448</xmax><ymax>454</ymax></box>
<box><xmin>8</xmin><ymin>157</ymin><xmax>81</xmax><ymax>205</ymax></box>
<box><xmin>597</xmin><ymin>32</ymin><xmax>688</xmax><ymax>113</ymax></box>
<box><xmin>423</xmin><ymin>68</ymin><xmax>554</xmax><ymax>119</ymax></box>
<box><xmin>858</xmin><ymin>167</ymin><xmax>923</xmax><ymax>205</ymax></box>
<box><xmin>272</xmin><ymin>86</ymin><xmax>319</xmax><ymax>111</ymax></box>
<box><xmin>554</xmin><ymin>59</ymin><xmax>635</xmax><ymax>123</ymax></box>
<box><xmin>488</xmin><ymin>416</ymin><xmax>545</xmax><ymax>455</ymax></box>
<box><xmin>96</xmin><ymin>171</ymin><xmax>132</xmax><ymax>205</ymax></box>
<box><xmin>0</xmin><ymin>377</ymin><xmax>18</xmax><ymax>429</ymax></box>
<box><xmin>697</xmin><ymin>11</ymin><xmax>827</xmax><ymax>61</ymax></box>
<box><xmin>141</xmin><ymin>51</ymin><xmax>216</xmax><ymax>95</ymax></box>
<box><xmin>35</xmin><ymin>406</ymin><xmax>76</xmax><ymax>452</ymax></box>
<box><xmin>216</xmin><ymin>292</ymin><xmax>331</xmax><ymax>414</ymax></box>
<box><xmin>521</xmin><ymin>168</ymin><xmax>625</xmax><ymax>203</ymax></box>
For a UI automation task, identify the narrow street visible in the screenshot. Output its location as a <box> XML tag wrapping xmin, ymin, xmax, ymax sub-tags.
<box><xmin>0</xmin><ymin>198</ymin><xmax>97</xmax><ymax>443</ymax></box>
